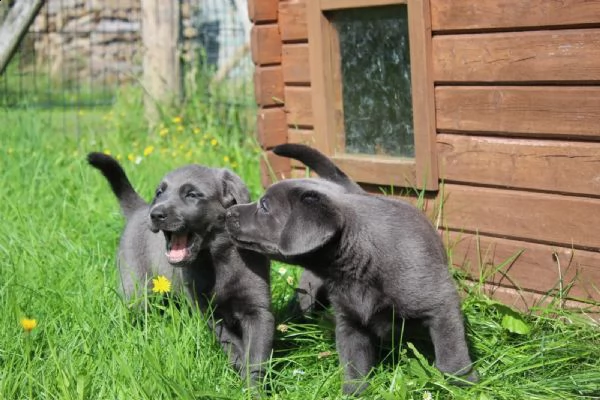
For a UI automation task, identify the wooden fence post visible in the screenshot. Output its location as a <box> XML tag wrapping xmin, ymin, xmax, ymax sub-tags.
<box><xmin>141</xmin><ymin>0</ymin><xmax>182</xmax><ymax>125</ymax></box>
<box><xmin>0</xmin><ymin>0</ymin><xmax>45</xmax><ymax>75</ymax></box>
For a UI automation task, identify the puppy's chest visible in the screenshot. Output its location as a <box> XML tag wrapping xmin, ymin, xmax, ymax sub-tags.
<box><xmin>331</xmin><ymin>284</ymin><xmax>397</xmax><ymax>329</ymax></box>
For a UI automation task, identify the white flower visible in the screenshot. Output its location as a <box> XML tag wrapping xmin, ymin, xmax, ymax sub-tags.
<box><xmin>292</xmin><ymin>369</ymin><xmax>305</xmax><ymax>376</ymax></box>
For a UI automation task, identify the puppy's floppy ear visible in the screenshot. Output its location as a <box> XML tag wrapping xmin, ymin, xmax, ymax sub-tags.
<box><xmin>220</xmin><ymin>169</ymin><xmax>251</xmax><ymax>208</ymax></box>
<box><xmin>279</xmin><ymin>190</ymin><xmax>342</xmax><ymax>257</ymax></box>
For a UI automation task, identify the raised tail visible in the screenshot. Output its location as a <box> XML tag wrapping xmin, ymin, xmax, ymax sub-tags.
<box><xmin>272</xmin><ymin>143</ymin><xmax>364</xmax><ymax>194</ymax></box>
<box><xmin>87</xmin><ymin>152</ymin><xmax>146</xmax><ymax>218</ymax></box>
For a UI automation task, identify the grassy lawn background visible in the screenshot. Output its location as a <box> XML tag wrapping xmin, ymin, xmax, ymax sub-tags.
<box><xmin>0</xmin><ymin>88</ymin><xmax>599</xmax><ymax>400</ymax></box>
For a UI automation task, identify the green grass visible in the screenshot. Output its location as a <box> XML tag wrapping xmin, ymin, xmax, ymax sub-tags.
<box><xmin>0</xmin><ymin>88</ymin><xmax>599</xmax><ymax>400</ymax></box>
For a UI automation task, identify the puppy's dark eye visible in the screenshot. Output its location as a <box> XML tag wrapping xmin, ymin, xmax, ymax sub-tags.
<box><xmin>259</xmin><ymin>197</ymin><xmax>269</xmax><ymax>212</ymax></box>
<box><xmin>186</xmin><ymin>191</ymin><xmax>204</xmax><ymax>200</ymax></box>
<box><xmin>155</xmin><ymin>188</ymin><xmax>163</xmax><ymax>198</ymax></box>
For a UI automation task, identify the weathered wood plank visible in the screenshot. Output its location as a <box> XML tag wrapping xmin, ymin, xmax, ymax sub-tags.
<box><xmin>279</xmin><ymin>0</ymin><xmax>308</xmax><ymax>42</ymax></box>
<box><xmin>436</xmin><ymin>86</ymin><xmax>600</xmax><ymax>138</ymax></box>
<box><xmin>288</xmin><ymin>128</ymin><xmax>315</xmax><ymax>145</ymax></box>
<box><xmin>331</xmin><ymin>155</ymin><xmax>416</xmax><ymax>187</ymax></box>
<box><xmin>447</xmin><ymin>232</ymin><xmax>600</xmax><ymax>303</ymax></box>
<box><xmin>290</xmin><ymin>168</ymin><xmax>316</xmax><ymax>179</ymax></box>
<box><xmin>408</xmin><ymin>0</ymin><xmax>439</xmax><ymax>190</ymax></box>
<box><xmin>253</xmin><ymin>66</ymin><xmax>284</xmax><ymax>107</ymax></box>
<box><xmin>320</xmin><ymin>0</ymin><xmax>406</xmax><ymax>10</ymax></box>
<box><xmin>437</xmin><ymin>134</ymin><xmax>600</xmax><ymax>196</ymax></box>
<box><xmin>261</xmin><ymin>150</ymin><xmax>291</xmax><ymax>187</ymax></box>
<box><xmin>251</xmin><ymin>24</ymin><xmax>281</xmax><ymax>65</ymax></box>
<box><xmin>282</xmin><ymin>43</ymin><xmax>310</xmax><ymax>84</ymax></box>
<box><xmin>471</xmin><ymin>283</ymin><xmax>600</xmax><ymax>316</ymax></box>
<box><xmin>442</xmin><ymin>184</ymin><xmax>600</xmax><ymax>250</ymax></box>
<box><xmin>284</xmin><ymin>86</ymin><xmax>313</xmax><ymax>127</ymax></box>
<box><xmin>431</xmin><ymin>0</ymin><xmax>600</xmax><ymax>32</ymax></box>
<box><xmin>257</xmin><ymin>107</ymin><xmax>287</xmax><ymax>149</ymax></box>
<box><xmin>248</xmin><ymin>0</ymin><xmax>278</xmax><ymax>23</ymax></box>
<box><xmin>433</xmin><ymin>29</ymin><xmax>600</xmax><ymax>83</ymax></box>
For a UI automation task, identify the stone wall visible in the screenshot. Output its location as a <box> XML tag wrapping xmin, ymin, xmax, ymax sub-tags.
<box><xmin>29</xmin><ymin>0</ymin><xmax>204</xmax><ymax>85</ymax></box>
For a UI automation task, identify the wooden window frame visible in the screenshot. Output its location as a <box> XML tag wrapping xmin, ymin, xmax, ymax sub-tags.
<box><xmin>307</xmin><ymin>0</ymin><xmax>438</xmax><ymax>190</ymax></box>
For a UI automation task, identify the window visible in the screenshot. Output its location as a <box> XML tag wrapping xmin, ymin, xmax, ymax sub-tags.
<box><xmin>307</xmin><ymin>0</ymin><xmax>438</xmax><ymax>190</ymax></box>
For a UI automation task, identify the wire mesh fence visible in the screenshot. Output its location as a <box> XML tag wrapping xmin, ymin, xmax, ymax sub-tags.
<box><xmin>0</xmin><ymin>0</ymin><xmax>255</xmax><ymax>124</ymax></box>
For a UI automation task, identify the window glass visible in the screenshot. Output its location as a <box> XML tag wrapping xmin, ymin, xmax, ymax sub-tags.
<box><xmin>330</xmin><ymin>5</ymin><xmax>414</xmax><ymax>158</ymax></box>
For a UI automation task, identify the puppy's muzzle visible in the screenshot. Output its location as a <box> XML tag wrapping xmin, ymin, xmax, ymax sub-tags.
<box><xmin>225</xmin><ymin>209</ymin><xmax>240</xmax><ymax>232</ymax></box>
<box><xmin>149</xmin><ymin>204</ymin><xmax>184</xmax><ymax>233</ymax></box>
<box><xmin>150</xmin><ymin>206</ymin><xmax>167</xmax><ymax>222</ymax></box>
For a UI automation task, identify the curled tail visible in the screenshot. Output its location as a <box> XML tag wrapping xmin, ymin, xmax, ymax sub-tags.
<box><xmin>272</xmin><ymin>144</ymin><xmax>364</xmax><ymax>194</ymax></box>
<box><xmin>87</xmin><ymin>152</ymin><xmax>146</xmax><ymax>218</ymax></box>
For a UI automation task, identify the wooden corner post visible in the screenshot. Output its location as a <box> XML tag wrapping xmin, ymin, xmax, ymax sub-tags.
<box><xmin>142</xmin><ymin>0</ymin><xmax>182</xmax><ymax>125</ymax></box>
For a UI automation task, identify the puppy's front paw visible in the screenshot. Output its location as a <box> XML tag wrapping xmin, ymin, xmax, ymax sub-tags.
<box><xmin>448</xmin><ymin>368</ymin><xmax>479</xmax><ymax>386</ymax></box>
<box><xmin>343</xmin><ymin>380</ymin><xmax>369</xmax><ymax>397</ymax></box>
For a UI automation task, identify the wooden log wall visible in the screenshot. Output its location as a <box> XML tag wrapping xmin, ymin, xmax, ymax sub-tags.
<box><xmin>432</xmin><ymin>0</ymin><xmax>600</xmax><ymax>310</ymax></box>
<box><xmin>251</xmin><ymin>0</ymin><xmax>600</xmax><ymax>312</ymax></box>
<box><xmin>249</xmin><ymin>0</ymin><xmax>289</xmax><ymax>186</ymax></box>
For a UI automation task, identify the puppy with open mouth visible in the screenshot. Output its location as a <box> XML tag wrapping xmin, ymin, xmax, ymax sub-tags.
<box><xmin>88</xmin><ymin>152</ymin><xmax>274</xmax><ymax>385</ymax></box>
<box><xmin>225</xmin><ymin>144</ymin><xmax>478</xmax><ymax>395</ymax></box>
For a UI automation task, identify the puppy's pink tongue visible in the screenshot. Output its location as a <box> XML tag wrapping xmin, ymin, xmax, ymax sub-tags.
<box><xmin>167</xmin><ymin>234</ymin><xmax>189</xmax><ymax>263</ymax></box>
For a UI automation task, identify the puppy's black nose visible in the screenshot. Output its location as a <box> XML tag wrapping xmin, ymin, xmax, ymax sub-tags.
<box><xmin>150</xmin><ymin>206</ymin><xmax>167</xmax><ymax>222</ymax></box>
<box><xmin>225</xmin><ymin>210</ymin><xmax>237</xmax><ymax>219</ymax></box>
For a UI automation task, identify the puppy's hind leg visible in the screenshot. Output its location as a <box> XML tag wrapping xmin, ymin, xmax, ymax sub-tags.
<box><xmin>335</xmin><ymin>315</ymin><xmax>376</xmax><ymax>396</ymax></box>
<box><xmin>426</xmin><ymin>304</ymin><xmax>478</xmax><ymax>384</ymax></box>
<box><xmin>239</xmin><ymin>308</ymin><xmax>275</xmax><ymax>385</ymax></box>
<box><xmin>213</xmin><ymin>320</ymin><xmax>246</xmax><ymax>372</ymax></box>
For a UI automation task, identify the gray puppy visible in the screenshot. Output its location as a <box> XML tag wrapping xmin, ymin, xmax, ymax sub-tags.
<box><xmin>87</xmin><ymin>153</ymin><xmax>274</xmax><ymax>384</ymax></box>
<box><xmin>225</xmin><ymin>144</ymin><xmax>477</xmax><ymax>395</ymax></box>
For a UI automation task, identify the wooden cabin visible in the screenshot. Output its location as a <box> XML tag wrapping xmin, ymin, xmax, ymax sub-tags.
<box><xmin>248</xmin><ymin>0</ymin><xmax>600</xmax><ymax>313</ymax></box>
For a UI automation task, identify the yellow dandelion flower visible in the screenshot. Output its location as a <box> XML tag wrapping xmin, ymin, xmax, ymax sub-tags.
<box><xmin>159</xmin><ymin>128</ymin><xmax>169</xmax><ymax>137</ymax></box>
<box><xmin>277</xmin><ymin>324</ymin><xmax>289</xmax><ymax>333</ymax></box>
<box><xmin>286</xmin><ymin>276</ymin><xmax>295</xmax><ymax>286</ymax></box>
<box><xmin>176</xmin><ymin>125</ymin><xmax>184</xmax><ymax>132</ymax></box>
<box><xmin>223</xmin><ymin>156</ymin><xmax>230</xmax><ymax>163</ymax></box>
<box><xmin>172</xmin><ymin>116</ymin><xmax>182</xmax><ymax>124</ymax></box>
<box><xmin>211</xmin><ymin>139</ymin><xmax>218</xmax><ymax>147</ymax></box>
<box><xmin>21</xmin><ymin>318</ymin><xmax>37</xmax><ymax>332</ymax></box>
<box><xmin>193</xmin><ymin>127</ymin><xmax>201</xmax><ymax>135</ymax></box>
<box><xmin>116</xmin><ymin>154</ymin><xmax>123</xmax><ymax>161</ymax></box>
<box><xmin>103</xmin><ymin>149</ymin><xmax>111</xmax><ymax>156</ymax></box>
<box><xmin>127</xmin><ymin>153</ymin><xmax>135</xmax><ymax>162</ymax></box>
<box><xmin>152</xmin><ymin>275</ymin><xmax>171</xmax><ymax>294</ymax></box>
<box><xmin>143</xmin><ymin>145</ymin><xmax>155</xmax><ymax>157</ymax></box>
